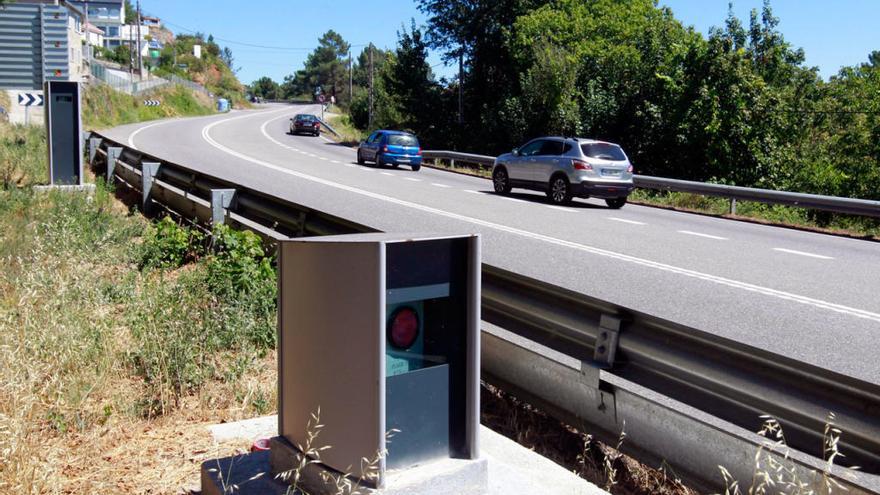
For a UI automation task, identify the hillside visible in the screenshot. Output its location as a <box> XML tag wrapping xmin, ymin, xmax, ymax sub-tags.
<box><xmin>152</xmin><ymin>32</ymin><xmax>247</xmax><ymax>106</ymax></box>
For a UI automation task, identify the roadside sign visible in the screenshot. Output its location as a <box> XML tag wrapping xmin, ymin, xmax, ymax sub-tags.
<box><xmin>18</xmin><ymin>93</ymin><xmax>44</xmax><ymax>106</ymax></box>
<box><xmin>318</xmin><ymin>94</ymin><xmax>325</xmax><ymax>103</ymax></box>
<box><xmin>143</xmin><ymin>100</ymin><xmax>160</xmax><ymax>107</ymax></box>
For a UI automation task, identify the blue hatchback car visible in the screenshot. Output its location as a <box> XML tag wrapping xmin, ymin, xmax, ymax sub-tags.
<box><xmin>357</xmin><ymin>130</ymin><xmax>423</xmax><ymax>171</ymax></box>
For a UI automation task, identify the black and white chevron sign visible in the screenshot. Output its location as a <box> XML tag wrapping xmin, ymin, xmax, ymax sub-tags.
<box><xmin>143</xmin><ymin>100</ymin><xmax>161</xmax><ymax>107</ymax></box>
<box><xmin>17</xmin><ymin>93</ymin><xmax>44</xmax><ymax>106</ymax></box>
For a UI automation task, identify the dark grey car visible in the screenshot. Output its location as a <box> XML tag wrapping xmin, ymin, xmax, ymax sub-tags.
<box><xmin>491</xmin><ymin>137</ymin><xmax>635</xmax><ymax>208</ymax></box>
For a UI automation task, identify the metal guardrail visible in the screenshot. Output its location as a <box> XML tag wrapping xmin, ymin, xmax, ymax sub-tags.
<box><xmin>86</xmin><ymin>133</ymin><xmax>880</xmax><ymax>492</ymax></box>
<box><xmin>422</xmin><ymin>150</ymin><xmax>880</xmax><ymax>219</ymax></box>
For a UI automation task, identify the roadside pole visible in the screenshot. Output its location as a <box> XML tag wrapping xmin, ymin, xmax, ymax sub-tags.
<box><xmin>368</xmin><ymin>44</ymin><xmax>373</xmax><ymax>128</ymax></box>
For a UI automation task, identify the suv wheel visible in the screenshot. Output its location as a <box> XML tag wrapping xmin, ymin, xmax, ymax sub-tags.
<box><xmin>548</xmin><ymin>176</ymin><xmax>572</xmax><ymax>205</ymax></box>
<box><xmin>605</xmin><ymin>198</ymin><xmax>627</xmax><ymax>209</ymax></box>
<box><xmin>493</xmin><ymin>168</ymin><xmax>512</xmax><ymax>195</ymax></box>
<box><xmin>357</xmin><ymin>150</ymin><xmax>365</xmax><ymax>165</ymax></box>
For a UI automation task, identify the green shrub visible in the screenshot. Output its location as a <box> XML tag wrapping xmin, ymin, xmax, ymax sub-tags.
<box><xmin>205</xmin><ymin>224</ymin><xmax>277</xmax><ymax>348</ymax></box>
<box><xmin>139</xmin><ymin>216</ymin><xmax>205</xmax><ymax>269</ymax></box>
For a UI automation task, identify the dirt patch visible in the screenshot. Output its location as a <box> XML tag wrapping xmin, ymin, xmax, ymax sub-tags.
<box><xmin>481</xmin><ymin>383</ymin><xmax>700</xmax><ymax>495</ymax></box>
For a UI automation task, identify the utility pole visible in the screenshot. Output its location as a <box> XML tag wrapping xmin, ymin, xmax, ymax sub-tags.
<box><xmin>128</xmin><ymin>21</ymin><xmax>134</xmax><ymax>77</ymax></box>
<box><xmin>368</xmin><ymin>44</ymin><xmax>374</xmax><ymax>129</ymax></box>
<box><xmin>84</xmin><ymin>2</ymin><xmax>90</xmax><ymax>64</ymax></box>
<box><xmin>349</xmin><ymin>49</ymin><xmax>353</xmax><ymax>103</ymax></box>
<box><xmin>136</xmin><ymin>0</ymin><xmax>143</xmax><ymax>79</ymax></box>
<box><xmin>458</xmin><ymin>49</ymin><xmax>464</xmax><ymax>125</ymax></box>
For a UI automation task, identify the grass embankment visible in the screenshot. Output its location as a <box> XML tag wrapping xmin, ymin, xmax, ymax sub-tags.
<box><xmin>0</xmin><ymin>123</ymin><xmax>275</xmax><ymax>493</ymax></box>
<box><xmin>325</xmin><ymin>112</ymin><xmax>367</xmax><ymax>146</ymax></box>
<box><xmin>83</xmin><ymin>83</ymin><xmax>215</xmax><ymax>130</ymax></box>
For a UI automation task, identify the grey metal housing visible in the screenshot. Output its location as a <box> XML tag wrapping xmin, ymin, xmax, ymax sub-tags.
<box><xmin>276</xmin><ymin>233</ymin><xmax>481</xmax><ymax>487</ymax></box>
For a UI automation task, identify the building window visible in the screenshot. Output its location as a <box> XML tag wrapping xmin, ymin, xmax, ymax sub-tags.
<box><xmin>106</xmin><ymin>26</ymin><xmax>118</xmax><ymax>37</ymax></box>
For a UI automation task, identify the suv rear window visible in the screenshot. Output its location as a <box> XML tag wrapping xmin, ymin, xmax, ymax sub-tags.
<box><xmin>581</xmin><ymin>143</ymin><xmax>626</xmax><ymax>161</ymax></box>
<box><xmin>296</xmin><ymin>114</ymin><xmax>316</xmax><ymax>121</ymax></box>
<box><xmin>388</xmin><ymin>134</ymin><xmax>419</xmax><ymax>146</ymax></box>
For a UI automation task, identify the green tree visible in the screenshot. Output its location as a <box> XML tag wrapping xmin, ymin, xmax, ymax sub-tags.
<box><xmin>380</xmin><ymin>23</ymin><xmax>442</xmax><ymax>138</ymax></box>
<box><xmin>283</xmin><ymin>30</ymin><xmax>351</xmax><ymax>103</ymax></box>
<box><xmin>250</xmin><ymin>77</ymin><xmax>280</xmax><ymax>100</ymax></box>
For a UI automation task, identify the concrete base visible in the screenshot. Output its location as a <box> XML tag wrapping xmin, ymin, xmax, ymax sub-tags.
<box><xmin>205</xmin><ymin>415</ymin><xmax>607</xmax><ymax>495</ymax></box>
<box><xmin>268</xmin><ymin>435</ymin><xmax>488</xmax><ymax>495</ymax></box>
<box><xmin>32</xmin><ymin>184</ymin><xmax>96</xmax><ymax>193</ymax></box>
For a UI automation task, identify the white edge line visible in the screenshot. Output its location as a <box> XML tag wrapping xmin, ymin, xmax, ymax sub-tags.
<box><xmin>608</xmin><ymin>217</ymin><xmax>644</xmax><ymax>225</ymax></box>
<box><xmin>773</xmin><ymin>248</ymin><xmax>834</xmax><ymax>260</ymax></box>
<box><xmin>189</xmin><ymin>110</ymin><xmax>880</xmax><ymax>324</ymax></box>
<box><xmin>678</xmin><ymin>230</ymin><xmax>728</xmax><ymax>241</ymax></box>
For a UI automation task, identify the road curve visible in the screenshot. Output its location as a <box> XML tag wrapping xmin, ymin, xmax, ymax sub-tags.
<box><xmin>102</xmin><ymin>104</ymin><xmax>880</xmax><ymax>385</ymax></box>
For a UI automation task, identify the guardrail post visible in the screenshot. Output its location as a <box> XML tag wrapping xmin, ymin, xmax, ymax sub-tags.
<box><xmin>142</xmin><ymin>162</ymin><xmax>160</xmax><ymax>213</ymax></box>
<box><xmin>593</xmin><ymin>315</ymin><xmax>621</xmax><ymax>367</ymax></box>
<box><xmin>210</xmin><ymin>188</ymin><xmax>236</xmax><ymax>226</ymax></box>
<box><xmin>730</xmin><ymin>198</ymin><xmax>737</xmax><ymax>215</ymax></box>
<box><xmin>450</xmin><ymin>158</ymin><xmax>456</xmax><ymax>168</ymax></box>
<box><xmin>106</xmin><ymin>147</ymin><xmax>123</xmax><ymax>184</ymax></box>
<box><xmin>88</xmin><ymin>137</ymin><xmax>101</xmax><ymax>164</ymax></box>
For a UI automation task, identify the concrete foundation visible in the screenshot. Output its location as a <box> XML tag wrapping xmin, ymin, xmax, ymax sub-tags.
<box><xmin>204</xmin><ymin>415</ymin><xmax>607</xmax><ymax>495</ymax></box>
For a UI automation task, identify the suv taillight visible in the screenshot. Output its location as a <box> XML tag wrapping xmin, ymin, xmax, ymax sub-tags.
<box><xmin>627</xmin><ymin>165</ymin><xmax>634</xmax><ymax>173</ymax></box>
<box><xmin>416</xmin><ymin>148</ymin><xmax>422</xmax><ymax>155</ymax></box>
<box><xmin>572</xmin><ymin>159</ymin><xmax>592</xmax><ymax>171</ymax></box>
<box><xmin>383</xmin><ymin>145</ymin><xmax>389</xmax><ymax>152</ymax></box>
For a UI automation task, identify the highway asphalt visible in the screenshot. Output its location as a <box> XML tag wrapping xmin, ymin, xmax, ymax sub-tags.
<box><xmin>103</xmin><ymin>104</ymin><xmax>880</xmax><ymax>385</ymax></box>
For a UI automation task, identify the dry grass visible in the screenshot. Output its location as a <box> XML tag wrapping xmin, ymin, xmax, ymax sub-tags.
<box><xmin>0</xmin><ymin>160</ymin><xmax>277</xmax><ymax>493</ymax></box>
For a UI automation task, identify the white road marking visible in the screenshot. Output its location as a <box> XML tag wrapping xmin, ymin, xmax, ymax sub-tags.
<box><xmin>678</xmin><ymin>230</ymin><xmax>728</xmax><ymax>241</ymax></box>
<box><xmin>405</xmin><ymin>178</ymin><xmax>422</xmax><ymax>182</ymax></box>
<box><xmin>432</xmin><ymin>183</ymin><xmax>452</xmax><ymax>188</ymax></box>
<box><xmin>608</xmin><ymin>217</ymin><xmax>644</xmax><ymax>225</ymax></box>
<box><xmin>344</xmin><ymin>164</ymin><xmax>356</xmax><ymax>168</ymax></box>
<box><xmin>127</xmin><ymin>120</ymin><xmax>169</xmax><ymax>149</ymax></box>
<box><xmin>320</xmin><ymin>157</ymin><xmax>329</xmax><ymax>161</ymax></box>
<box><xmin>381</xmin><ymin>172</ymin><xmax>395</xmax><ymax>176</ymax></box>
<box><xmin>331</xmin><ymin>160</ymin><xmax>342</xmax><ymax>164</ymax></box>
<box><xmin>187</xmin><ymin>110</ymin><xmax>877</xmax><ymax>324</ymax></box>
<box><xmin>773</xmin><ymin>248</ymin><xmax>834</xmax><ymax>260</ymax></box>
<box><xmin>464</xmin><ymin>189</ymin><xmax>480</xmax><ymax>193</ymax></box>
<box><xmin>547</xmin><ymin>205</ymin><xmax>574</xmax><ymax>212</ymax></box>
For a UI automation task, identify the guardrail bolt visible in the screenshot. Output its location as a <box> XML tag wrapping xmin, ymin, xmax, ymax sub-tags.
<box><xmin>141</xmin><ymin>162</ymin><xmax>160</xmax><ymax>214</ymax></box>
<box><xmin>88</xmin><ymin>137</ymin><xmax>101</xmax><ymax>164</ymax></box>
<box><xmin>106</xmin><ymin>147</ymin><xmax>123</xmax><ymax>184</ymax></box>
<box><xmin>730</xmin><ymin>198</ymin><xmax>737</xmax><ymax>215</ymax></box>
<box><xmin>210</xmin><ymin>189</ymin><xmax>236</xmax><ymax>226</ymax></box>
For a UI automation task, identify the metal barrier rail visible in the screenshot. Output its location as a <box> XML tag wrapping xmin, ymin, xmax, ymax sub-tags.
<box><xmin>421</xmin><ymin>150</ymin><xmax>880</xmax><ymax>218</ymax></box>
<box><xmin>87</xmin><ymin>133</ymin><xmax>880</xmax><ymax>492</ymax></box>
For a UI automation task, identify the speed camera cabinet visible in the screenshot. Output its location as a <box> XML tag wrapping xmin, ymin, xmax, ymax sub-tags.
<box><xmin>275</xmin><ymin>233</ymin><xmax>481</xmax><ymax>488</ymax></box>
<box><xmin>44</xmin><ymin>81</ymin><xmax>83</xmax><ymax>185</ymax></box>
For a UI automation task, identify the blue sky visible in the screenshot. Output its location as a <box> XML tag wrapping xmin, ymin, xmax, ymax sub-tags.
<box><xmin>141</xmin><ymin>1</ymin><xmax>878</xmax><ymax>86</ymax></box>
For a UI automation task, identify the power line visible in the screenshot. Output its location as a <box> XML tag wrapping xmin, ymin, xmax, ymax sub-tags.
<box><xmin>163</xmin><ymin>20</ymin><xmax>367</xmax><ymax>52</ymax></box>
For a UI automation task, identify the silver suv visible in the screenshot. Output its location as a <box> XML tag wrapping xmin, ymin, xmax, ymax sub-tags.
<box><xmin>491</xmin><ymin>137</ymin><xmax>634</xmax><ymax>208</ymax></box>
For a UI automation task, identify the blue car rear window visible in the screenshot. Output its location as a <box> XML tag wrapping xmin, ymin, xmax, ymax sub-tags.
<box><xmin>388</xmin><ymin>135</ymin><xmax>419</xmax><ymax>146</ymax></box>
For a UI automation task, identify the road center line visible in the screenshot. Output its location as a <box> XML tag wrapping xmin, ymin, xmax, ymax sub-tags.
<box><xmin>678</xmin><ymin>230</ymin><xmax>728</xmax><ymax>240</ymax></box>
<box><xmin>432</xmin><ymin>183</ymin><xmax>452</xmax><ymax>188</ymax></box>
<box><xmin>405</xmin><ymin>178</ymin><xmax>422</xmax><ymax>182</ymax></box>
<box><xmin>204</xmin><ymin>111</ymin><xmax>877</xmax><ymax>323</ymax></box>
<box><xmin>773</xmin><ymin>248</ymin><xmax>834</xmax><ymax>260</ymax></box>
<box><xmin>463</xmin><ymin>189</ymin><xmax>480</xmax><ymax>193</ymax></box>
<box><xmin>608</xmin><ymin>217</ymin><xmax>645</xmax><ymax>225</ymax></box>
<box><xmin>381</xmin><ymin>172</ymin><xmax>395</xmax><ymax>176</ymax></box>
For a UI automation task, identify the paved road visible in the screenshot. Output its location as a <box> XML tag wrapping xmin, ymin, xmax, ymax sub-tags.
<box><xmin>103</xmin><ymin>104</ymin><xmax>880</xmax><ymax>385</ymax></box>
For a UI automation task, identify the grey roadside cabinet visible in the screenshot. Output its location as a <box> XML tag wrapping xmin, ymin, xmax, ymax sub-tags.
<box><xmin>274</xmin><ymin>233</ymin><xmax>482</xmax><ymax>490</ymax></box>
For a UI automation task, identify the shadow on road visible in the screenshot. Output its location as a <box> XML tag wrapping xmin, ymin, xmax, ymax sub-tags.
<box><xmin>478</xmin><ymin>191</ymin><xmax>606</xmax><ymax>209</ymax></box>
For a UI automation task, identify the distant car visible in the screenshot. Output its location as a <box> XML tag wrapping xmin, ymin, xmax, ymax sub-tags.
<box><xmin>491</xmin><ymin>137</ymin><xmax>634</xmax><ymax>207</ymax></box>
<box><xmin>289</xmin><ymin>114</ymin><xmax>321</xmax><ymax>136</ymax></box>
<box><xmin>357</xmin><ymin>130</ymin><xmax>423</xmax><ymax>171</ymax></box>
